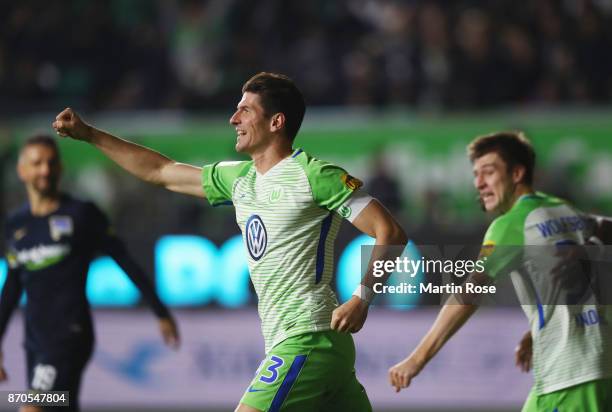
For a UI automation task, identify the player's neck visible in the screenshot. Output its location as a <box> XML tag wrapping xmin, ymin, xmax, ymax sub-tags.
<box><xmin>28</xmin><ymin>190</ymin><xmax>61</xmax><ymax>216</ymax></box>
<box><xmin>506</xmin><ymin>184</ymin><xmax>534</xmax><ymax>212</ymax></box>
<box><xmin>251</xmin><ymin>142</ymin><xmax>293</xmax><ymax>175</ymax></box>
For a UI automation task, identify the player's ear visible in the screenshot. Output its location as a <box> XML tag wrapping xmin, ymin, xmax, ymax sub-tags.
<box><xmin>16</xmin><ymin>152</ymin><xmax>27</xmax><ymax>182</ymax></box>
<box><xmin>512</xmin><ymin>164</ymin><xmax>526</xmax><ymax>185</ymax></box>
<box><xmin>16</xmin><ymin>162</ymin><xmax>25</xmax><ymax>181</ymax></box>
<box><xmin>270</xmin><ymin>112</ymin><xmax>285</xmax><ymax>133</ymax></box>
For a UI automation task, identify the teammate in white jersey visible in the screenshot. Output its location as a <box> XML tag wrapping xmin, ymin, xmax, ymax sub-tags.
<box><xmin>388</xmin><ymin>132</ymin><xmax>612</xmax><ymax>411</ymax></box>
<box><xmin>53</xmin><ymin>72</ymin><xmax>407</xmax><ymax>412</ymax></box>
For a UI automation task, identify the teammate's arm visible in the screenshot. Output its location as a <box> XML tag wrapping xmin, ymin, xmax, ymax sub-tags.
<box><xmin>0</xmin><ymin>267</ymin><xmax>23</xmax><ymax>382</ymax></box>
<box><xmin>388</xmin><ymin>300</ymin><xmax>478</xmax><ymax>392</ymax></box>
<box><xmin>52</xmin><ymin>108</ymin><xmax>204</xmax><ymax>198</ymax></box>
<box><xmin>330</xmin><ymin>200</ymin><xmax>407</xmax><ymax>333</ymax></box>
<box><xmin>389</xmin><ymin>215</ymin><xmax>515</xmax><ymax>392</ymax></box>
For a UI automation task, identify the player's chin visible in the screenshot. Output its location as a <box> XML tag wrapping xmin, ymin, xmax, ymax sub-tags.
<box><xmin>482</xmin><ymin>199</ymin><xmax>498</xmax><ymax>213</ymax></box>
<box><xmin>235</xmin><ymin>142</ymin><xmax>247</xmax><ymax>153</ymax></box>
<box><xmin>35</xmin><ymin>182</ymin><xmax>57</xmax><ymax>195</ymax></box>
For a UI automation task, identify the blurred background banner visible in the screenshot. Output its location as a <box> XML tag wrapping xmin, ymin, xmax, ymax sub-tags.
<box><xmin>4</xmin><ymin>112</ymin><xmax>612</xmax><ymax>276</ymax></box>
<box><xmin>1</xmin><ymin>0</ymin><xmax>611</xmax><ymax>411</ymax></box>
<box><xmin>1</xmin><ymin>309</ymin><xmax>531</xmax><ymax>411</ymax></box>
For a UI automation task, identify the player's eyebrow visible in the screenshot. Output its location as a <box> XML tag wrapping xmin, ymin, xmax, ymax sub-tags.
<box><xmin>473</xmin><ymin>163</ymin><xmax>496</xmax><ymax>174</ymax></box>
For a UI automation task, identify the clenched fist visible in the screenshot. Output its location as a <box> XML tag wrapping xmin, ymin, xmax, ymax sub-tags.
<box><xmin>388</xmin><ymin>355</ymin><xmax>423</xmax><ymax>393</ymax></box>
<box><xmin>52</xmin><ymin>108</ymin><xmax>93</xmax><ymax>141</ymax></box>
<box><xmin>330</xmin><ymin>296</ymin><xmax>369</xmax><ymax>333</ymax></box>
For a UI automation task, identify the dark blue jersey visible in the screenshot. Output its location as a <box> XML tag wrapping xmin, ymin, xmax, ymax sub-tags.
<box><xmin>0</xmin><ymin>194</ymin><xmax>169</xmax><ymax>355</ymax></box>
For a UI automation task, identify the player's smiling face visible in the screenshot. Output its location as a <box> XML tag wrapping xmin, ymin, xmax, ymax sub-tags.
<box><xmin>473</xmin><ymin>151</ymin><xmax>515</xmax><ymax>214</ymax></box>
<box><xmin>18</xmin><ymin>144</ymin><xmax>62</xmax><ymax>196</ymax></box>
<box><xmin>229</xmin><ymin>92</ymin><xmax>273</xmax><ymax>155</ymax></box>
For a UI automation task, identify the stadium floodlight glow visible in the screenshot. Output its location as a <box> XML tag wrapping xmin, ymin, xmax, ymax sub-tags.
<box><xmin>337</xmin><ymin>234</ymin><xmax>376</xmax><ymax>303</ymax></box>
<box><xmin>1</xmin><ymin>235</ymin><xmax>422</xmax><ymax>309</ymax></box>
<box><xmin>336</xmin><ymin>235</ymin><xmax>423</xmax><ymax>309</ymax></box>
<box><xmin>155</xmin><ymin>235</ymin><xmax>219</xmax><ymax>306</ymax></box>
<box><xmin>0</xmin><ymin>259</ymin><xmax>27</xmax><ymax>305</ymax></box>
<box><xmin>86</xmin><ymin>257</ymin><xmax>141</xmax><ymax>306</ymax></box>
<box><xmin>384</xmin><ymin>241</ymin><xmax>423</xmax><ymax>309</ymax></box>
<box><xmin>215</xmin><ymin>235</ymin><xmax>251</xmax><ymax>307</ymax></box>
<box><xmin>155</xmin><ymin>234</ymin><xmax>250</xmax><ymax>307</ymax></box>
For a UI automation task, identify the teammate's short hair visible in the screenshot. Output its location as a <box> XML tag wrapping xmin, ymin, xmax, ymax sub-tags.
<box><xmin>21</xmin><ymin>134</ymin><xmax>61</xmax><ymax>159</ymax></box>
<box><xmin>242</xmin><ymin>72</ymin><xmax>306</xmax><ymax>142</ymax></box>
<box><xmin>468</xmin><ymin>131</ymin><xmax>536</xmax><ymax>185</ymax></box>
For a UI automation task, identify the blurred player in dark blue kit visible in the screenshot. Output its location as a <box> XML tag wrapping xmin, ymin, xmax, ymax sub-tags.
<box><xmin>0</xmin><ymin>135</ymin><xmax>180</xmax><ymax>412</ymax></box>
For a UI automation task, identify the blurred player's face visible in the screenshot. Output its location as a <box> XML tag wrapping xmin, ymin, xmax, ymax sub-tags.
<box><xmin>18</xmin><ymin>144</ymin><xmax>62</xmax><ymax>197</ymax></box>
<box><xmin>472</xmin><ymin>151</ymin><xmax>516</xmax><ymax>214</ymax></box>
<box><xmin>229</xmin><ymin>92</ymin><xmax>274</xmax><ymax>154</ymax></box>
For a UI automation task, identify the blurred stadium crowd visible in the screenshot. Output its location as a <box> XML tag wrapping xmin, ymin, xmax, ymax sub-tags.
<box><xmin>1</xmin><ymin>0</ymin><xmax>612</xmax><ymax>113</ymax></box>
<box><xmin>2</xmin><ymin>0</ymin><xmax>612</xmax><ymax>277</ymax></box>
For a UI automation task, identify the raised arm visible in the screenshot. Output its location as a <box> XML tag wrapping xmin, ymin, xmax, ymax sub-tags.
<box><xmin>52</xmin><ymin>108</ymin><xmax>205</xmax><ymax>198</ymax></box>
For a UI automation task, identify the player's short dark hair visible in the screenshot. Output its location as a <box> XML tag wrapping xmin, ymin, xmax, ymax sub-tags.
<box><xmin>22</xmin><ymin>134</ymin><xmax>60</xmax><ymax>158</ymax></box>
<box><xmin>242</xmin><ymin>72</ymin><xmax>306</xmax><ymax>142</ymax></box>
<box><xmin>468</xmin><ymin>131</ymin><xmax>536</xmax><ymax>185</ymax></box>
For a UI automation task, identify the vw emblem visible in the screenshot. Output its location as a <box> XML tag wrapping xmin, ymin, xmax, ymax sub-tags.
<box><xmin>246</xmin><ymin>215</ymin><xmax>268</xmax><ymax>261</ymax></box>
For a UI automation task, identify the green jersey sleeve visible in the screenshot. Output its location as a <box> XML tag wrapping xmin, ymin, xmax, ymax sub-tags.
<box><xmin>295</xmin><ymin>151</ymin><xmax>362</xmax><ymax>212</ymax></box>
<box><xmin>202</xmin><ymin>161</ymin><xmax>252</xmax><ymax>206</ymax></box>
<box><xmin>481</xmin><ymin>214</ymin><xmax>524</xmax><ymax>279</ymax></box>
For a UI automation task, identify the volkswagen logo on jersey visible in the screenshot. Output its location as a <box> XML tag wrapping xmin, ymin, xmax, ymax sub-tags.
<box><xmin>246</xmin><ymin>215</ymin><xmax>267</xmax><ymax>261</ymax></box>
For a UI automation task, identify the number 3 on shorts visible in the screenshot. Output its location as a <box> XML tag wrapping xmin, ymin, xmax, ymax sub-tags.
<box><xmin>259</xmin><ymin>355</ymin><xmax>284</xmax><ymax>384</ymax></box>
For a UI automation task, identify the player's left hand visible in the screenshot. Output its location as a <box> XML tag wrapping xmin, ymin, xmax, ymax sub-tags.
<box><xmin>388</xmin><ymin>355</ymin><xmax>423</xmax><ymax>393</ymax></box>
<box><xmin>158</xmin><ymin>317</ymin><xmax>180</xmax><ymax>350</ymax></box>
<box><xmin>330</xmin><ymin>296</ymin><xmax>369</xmax><ymax>333</ymax></box>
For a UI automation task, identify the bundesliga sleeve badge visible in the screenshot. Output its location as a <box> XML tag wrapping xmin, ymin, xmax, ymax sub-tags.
<box><xmin>341</xmin><ymin>173</ymin><xmax>363</xmax><ymax>191</ymax></box>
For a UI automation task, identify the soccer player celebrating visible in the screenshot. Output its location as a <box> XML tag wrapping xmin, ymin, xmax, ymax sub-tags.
<box><xmin>0</xmin><ymin>135</ymin><xmax>179</xmax><ymax>412</ymax></box>
<box><xmin>388</xmin><ymin>132</ymin><xmax>612</xmax><ymax>411</ymax></box>
<box><xmin>52</xmin><ymin>72</ymin><xmax>407</xmax><ymax>412</ymax></box>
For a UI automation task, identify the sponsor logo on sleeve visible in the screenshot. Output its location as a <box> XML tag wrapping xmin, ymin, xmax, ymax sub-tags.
<box><xmin>341</xmin><ymin>173</ymin><xmax>363</xmax><ymax>191</ymax></box>
<box><xmin>480</xmin><ymin>240</ymin><xmax>496</xmax><ymax>258</ymax></box>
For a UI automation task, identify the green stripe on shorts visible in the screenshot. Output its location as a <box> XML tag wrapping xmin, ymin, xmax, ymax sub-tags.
<box><xmin>522</xmin><ymin>377</ymin><xmax>612</xmax><ymax>412</ymax></box>
<box><xmin>240</xmin><ymin>331</ymin><xmax>372</xmax><ymax>412</ymax></box>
